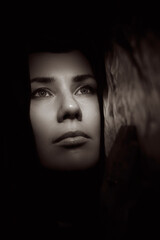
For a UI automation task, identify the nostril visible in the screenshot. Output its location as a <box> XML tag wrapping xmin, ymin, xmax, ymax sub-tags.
<box><xmin>57</xmin><ymin>96</ymin><xmax>82</xmax><ymax>122</ymax></box>
<box><xmin>63</xmin><ymin>112</ymin><xmax>74</xmax><ymax>120</ymax></box>
<box><xmin>57</xmin><ymin>102</ymin><xmax>82</xmax><ymax>122</ymax></box>
<box><xmin>77</xmin><ymin>112</ymin><xmax>82</xmax><ymax>121</ymax></box>
<box><xmin>62</xmin><ymin>111</ymin><xmax>82</xmax><ymax>121</ymax></box>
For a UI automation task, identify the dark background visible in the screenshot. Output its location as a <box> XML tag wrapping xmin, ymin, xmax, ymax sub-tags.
<box><xmin>2</xmin><ymin>1</ymin><xmax>160</xmax><ymax>239</ymax></box>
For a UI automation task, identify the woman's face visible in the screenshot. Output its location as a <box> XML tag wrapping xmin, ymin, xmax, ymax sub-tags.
<box><xmin>29</xmin><ymin>51</ymin><xmax>100</xmax><ymax>170</ymax></box>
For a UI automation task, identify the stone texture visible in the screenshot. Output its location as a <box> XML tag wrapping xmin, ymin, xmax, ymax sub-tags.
<box><xmin>101</xmin><ymin>30</ymin><xmax>160</xmax><ymax>239</ymax></box>
<box><xmin>104</xmin><ymin>32</ymin><xmax>160</xmax><ymax>166</ymax></box>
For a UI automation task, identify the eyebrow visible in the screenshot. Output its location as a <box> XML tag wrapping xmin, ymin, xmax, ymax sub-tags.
<box><xmin>30</xmin><ymin>74</ymin><xmax>95</xmax><ymax>84</ymax></box>
<box><xmin>30</xmin><ymin>77</ymin><xmax>54</xmax><ymax>84</ymax></box>
<box><xmin>73</xmin><ymin>74</ymin><xmax>95</xmax><ymax>82</ymax></box>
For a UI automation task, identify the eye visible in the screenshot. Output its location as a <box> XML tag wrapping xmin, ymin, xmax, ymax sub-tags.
<box><xmin>75</xmin><ymin>85</ymin><xmax>96</xmax><ymax>95</ymax></box>
<box><xmin>31</xmin><ymin>88</ymin><xmax>53</xmax><ymax>98</ymax></box>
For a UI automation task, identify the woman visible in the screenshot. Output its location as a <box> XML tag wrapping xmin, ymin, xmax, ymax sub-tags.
<box><xmin>9</xmin><ymin>32</ymin><xmax>106</xmax><ymax>238</ymax></box>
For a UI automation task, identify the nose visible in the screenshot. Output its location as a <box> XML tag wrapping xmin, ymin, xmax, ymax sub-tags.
<box><xmin>57</xmin><ymin>93</ymin><xmax>82</xmax><ymax>122</ymax></box>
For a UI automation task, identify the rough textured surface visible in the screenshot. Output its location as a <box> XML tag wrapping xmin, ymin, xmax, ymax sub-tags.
<box><xmin>104</xmin><ymin>32</ymin><xmax>160</xmax><ymax>166</ymax></box>
<box><xmin>101</xmin><ymin>31</ymin><xmax>160</xmax><ymax>239</ymax></box>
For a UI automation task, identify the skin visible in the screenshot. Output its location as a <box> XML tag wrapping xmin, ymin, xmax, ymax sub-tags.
<box><xmin>29</xmin><ymin>50</ymin><xmax>100</xmax><ymax>170</ymax></box>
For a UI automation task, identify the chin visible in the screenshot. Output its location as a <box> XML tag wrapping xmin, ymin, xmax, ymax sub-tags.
<box><xmin>39</xmin><ymin>154</ymin><xmax>99</xmax><ymax>171</ymax></box>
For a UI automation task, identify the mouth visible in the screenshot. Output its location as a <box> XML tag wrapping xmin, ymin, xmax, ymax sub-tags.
<box><xmin>53</xmin><ymin>131</ymin><xmax>90</xmax><ymax>148</ymax></box>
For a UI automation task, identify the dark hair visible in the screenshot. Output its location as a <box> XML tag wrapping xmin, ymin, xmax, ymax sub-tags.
<box><xmin>27</xmin><ymin>32</ymin><xmax>106</xmax><ymax>85</ymax></box>
<box><xmin>5</xmin><ymin>31</ymin><xmax>106</xmax><ymax>236</ymax></box>
<box><xmin>25</xmin><ymin>31</ymin><xmax>106</xmax><ymax>169</ymax></box>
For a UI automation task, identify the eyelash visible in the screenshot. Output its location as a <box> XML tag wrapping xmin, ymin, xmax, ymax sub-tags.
<box><xmin>31</xmin><ymin>88</ymin><xmax>53</xmax><ymax>98</ymax></box>
<box><xmin>75</xmin><ymin>85</ymin><xmax>96</xmax><ymax>95</ymax></box>
<box><xmin>31</xmin><ymin>85</ymin><xmax>96</xmax><ymax>99</ymax></box>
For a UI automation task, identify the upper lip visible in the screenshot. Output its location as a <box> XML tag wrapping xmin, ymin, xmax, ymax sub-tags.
<box><xmin>53</xmin><ymin>131</ymin><xmax>90</xmax><ymax>143</ymax></box>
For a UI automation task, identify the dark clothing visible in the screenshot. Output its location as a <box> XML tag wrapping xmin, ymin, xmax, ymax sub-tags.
<box><xmin>12</xmin><ymin>167</ymin><xmax>101</xmax><ymax>239</ymax></box>
<box><xmin>7</xmin><ymin>126</ymin><xmax>160</xmax><ymax>239</ymax></box>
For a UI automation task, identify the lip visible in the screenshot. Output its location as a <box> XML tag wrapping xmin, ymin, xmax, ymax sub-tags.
<box><xmin>53</xmin><ymin>131</ymin><xmax>90</xmax><ymax>148</ymax></box>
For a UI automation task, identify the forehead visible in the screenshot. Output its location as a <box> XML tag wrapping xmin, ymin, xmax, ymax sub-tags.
<box><xmin>29</xmin><ymin>50</ymin><xmax>93</xmax><ymax>79</ymax></box>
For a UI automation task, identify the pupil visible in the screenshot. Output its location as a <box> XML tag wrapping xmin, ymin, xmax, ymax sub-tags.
<box><xmin>82</xmin><ymin>88</ymin><xmax>88</xmax><ymax>93</ymax></box>
<box><xmin>40</xmin><ymin>90</ymin><xmax>46</xmax><ymax>96</ymax></box>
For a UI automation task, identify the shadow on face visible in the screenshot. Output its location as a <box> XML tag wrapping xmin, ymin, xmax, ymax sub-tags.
<box><xmin>29</xmin><ymin>51</ymin><xmax>101</xmax><ymax>170</ymax></box>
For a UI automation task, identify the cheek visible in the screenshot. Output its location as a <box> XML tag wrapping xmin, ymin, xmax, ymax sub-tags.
<box><xmin>81</xmin><ymin>98</ymin><xmax>101</xmax><ymax>133</ymax></box>
<box><xmin>30</xmin><ymin>102</ymin><xmax>56</xmax><ymax>138</ymax></box>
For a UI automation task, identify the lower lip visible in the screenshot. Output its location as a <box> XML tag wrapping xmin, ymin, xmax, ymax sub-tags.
<box><xmin>56</xmin><ymin>136</ymin><xmax>88</xmax><ymax>148</ymax></box>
